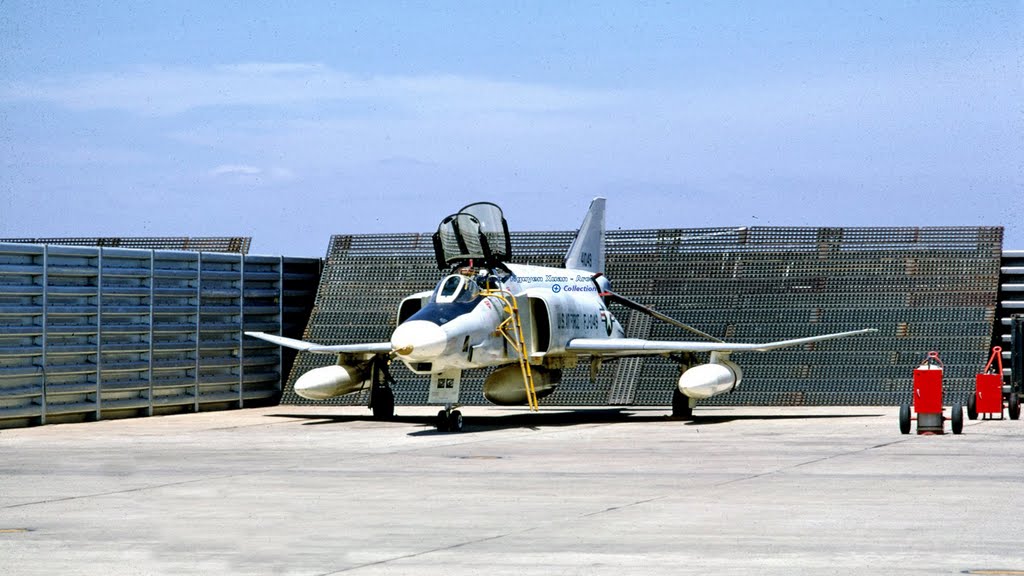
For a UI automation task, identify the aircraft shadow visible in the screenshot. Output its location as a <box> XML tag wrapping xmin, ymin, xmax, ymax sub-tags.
<box><xmin>269</xmin><ymin>408</ymin><xmax>882</xmax><ymax>435</ymax></box>
<box><xmin>270</xmin><ymin>408</ymin><xmax>652</xmax><ymax>435</ymax></box>
<box><xmin>681</xmin><ymin>413</ymin><xmax>883</xmax><ymax>426</ymax></box>
<box><xmin>271</xmin><ymin>413</ymin><xmax>437</xmax><ymax>427</ymax></box>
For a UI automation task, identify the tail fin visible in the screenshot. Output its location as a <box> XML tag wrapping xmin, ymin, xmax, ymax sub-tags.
<box><xmin>564</xmin><ymin>197</ymin><xmax>605</xmax><ymax>273</ymax></box>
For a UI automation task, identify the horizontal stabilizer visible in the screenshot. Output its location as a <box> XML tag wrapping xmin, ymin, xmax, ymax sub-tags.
<box><xmin>566</xmin><ymin>328</ymin><xmax>877</xmax><ymax>356</ymax></box>
<box><xmin>244</xmin><ymin>332</ymin><xmax>392</xmax><ymax>355</ymax></box>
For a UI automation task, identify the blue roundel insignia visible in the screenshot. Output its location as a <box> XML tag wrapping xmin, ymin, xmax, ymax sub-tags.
<box><xmin>551</xmin><ymin>284</ymin><xmax>561</xmax><ymax>293</ymax></box>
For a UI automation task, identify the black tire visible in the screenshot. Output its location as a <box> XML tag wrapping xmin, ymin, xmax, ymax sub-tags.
<box><xmin>371</xmin><ymin>387</ymin><xmax>395</xmax><ymax>419</ymax></box>
<box><xmin>448</xmin><ymin>410</ymin><xmax>464</xmax><ymax>432</ymax></box>
<box><xmin>951</xmin><ymin>403</ymin><xmax>963</xmax><ymax>435</ymax></box>
<box><xmin>967</xmin><ymin>394</ymin><xmax>977</xmax><ymax>421</ymax></box>
<box><xmin>1010</xmin><ymin>393</ymin><xmax>1021</xmax><ymax>421</ymax></box>
<box><xmin>436</xmin><ymin>410</ymin><xmax>450</xmax><ymax>432</ymax></box>
<box><xmin>672</xmin><ymin>389</ymin><xmax>694</xmax><ymax>420</ymax></box>
<box><xmin>899</xmin><ymin>404</ymin><xmax>911</xmax><ymax>435</ymax></box>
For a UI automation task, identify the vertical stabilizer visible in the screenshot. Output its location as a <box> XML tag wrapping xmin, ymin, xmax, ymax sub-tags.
<box><xmin>564</xmin><ymin>197</ymin><xmax>606</xmax><ymax>273</ymax></box>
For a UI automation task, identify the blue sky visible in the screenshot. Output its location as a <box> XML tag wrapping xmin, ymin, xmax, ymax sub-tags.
<box><xmin>1</xmin><ymin>1</ymin><xmax>1021</xmax><ymax>256</ymax></box>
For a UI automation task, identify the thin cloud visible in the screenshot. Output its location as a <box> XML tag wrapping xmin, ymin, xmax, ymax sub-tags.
<box><xmin>2</xmin><ymin>63</ymin><xmax>616</xmax><ymax>116</ymax></box>
<box><xmin>210</xmin><ymin>164</ymin><xmax>263</xmax><ymax>177</ymax></box>
<box><xmin>208</xmin><ymin>164</ymin><xmax>296</xmax><ymax>184</ymax></box>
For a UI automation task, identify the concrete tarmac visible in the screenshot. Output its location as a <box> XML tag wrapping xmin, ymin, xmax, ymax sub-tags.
<box><xmin>1</xmin><ymin>404</ymin><xmax>1023</xmax><ymax>575</ymax></box>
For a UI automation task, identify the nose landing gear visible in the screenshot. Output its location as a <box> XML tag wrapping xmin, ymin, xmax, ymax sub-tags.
<box><xmin>435</xmin><ymin>405</ymin><xmax>464</xmax><ymax>432</ymax></box>
<box><xmin>368</xmin><ymin>357</ymin><xmax>396</xmax><ymax>420</ymax></box>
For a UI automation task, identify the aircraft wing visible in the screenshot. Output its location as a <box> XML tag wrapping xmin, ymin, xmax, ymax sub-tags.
<box><xmin>566</xmin><ymin>328</ymin><xmax>876</xmax><ymax>357</ymax></box>
<box><xmin>244</xmin><ymin>332</ymin><xmax>392</xmax><ymax>355</ymax></box>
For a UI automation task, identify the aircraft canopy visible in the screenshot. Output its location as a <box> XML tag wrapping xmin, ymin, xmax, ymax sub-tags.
<box><xmin>432</xmin><ymin>202</ymin><xmax>512</xmax><ymax>269</ymax></box>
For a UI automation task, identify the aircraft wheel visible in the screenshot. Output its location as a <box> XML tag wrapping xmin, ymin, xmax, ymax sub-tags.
<box><xmin>1009</xmin><ymin>393</ymin><xmax>1021</xmax><ymax>421</ymax></box>
<box><xmin>436</xmin><ymin>410</ymin><xmax>450</xmax><ymax>432</ymax></box>
<box><xmin>372</xmin><ymin>387</ymin><xmax>395</xmax><ymax>419</ymax></box>
<box><xmin>967</xmin><ymin>394</ymin><xmax>977</xmax><ymax>420</ymax></box>
<box><xmin>672</xmin><ymin>389</ymin><xmax>693</xmax><ymax>420</ymax></box>
<box><xmin>898</xmin><ymin>404</ymin><xmax>911</xmax><ymax>435</ymax></box>
<box><xmin>951</xmin><ymin>403</ymin><xmax>963</xmax><ymax>435</ymax></box>
<box><xmin>448</xmin><ymin>410</ymin><xmax>464</xmax><ymax>432</ymax></box>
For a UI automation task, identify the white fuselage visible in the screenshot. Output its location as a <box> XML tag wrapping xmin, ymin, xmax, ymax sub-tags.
<box><xmin>389</xmin><ymin>263</ymin><xmax>624</xmax><ymax>375</ymax></box>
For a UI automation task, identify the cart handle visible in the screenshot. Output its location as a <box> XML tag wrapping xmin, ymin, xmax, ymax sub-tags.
<box><xmin>983</xmin><ymin>346</ymin><xmax>1003</xmax><ymax>375</ymax></box>
<box><xmin>919</xmin><ymin>351</ymin><xmax>944</xmax><ymax>368</ymax></box>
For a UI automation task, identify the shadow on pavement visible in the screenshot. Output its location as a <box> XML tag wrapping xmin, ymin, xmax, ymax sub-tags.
<box><xmin>682</xmin><ymin>413</ymin><xmax>884</xmax><ymax>426</ymax></box>
<box><xmin>269</xmin><ymin>408</ymin><xmax>884</xmax><ymax>435</ymax></box>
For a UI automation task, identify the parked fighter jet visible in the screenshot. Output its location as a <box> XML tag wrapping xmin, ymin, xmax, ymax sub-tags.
<box><xmin>247</xmin><ymin>199</ymin><xmax>874</xmax><ymax>431</ymax></box>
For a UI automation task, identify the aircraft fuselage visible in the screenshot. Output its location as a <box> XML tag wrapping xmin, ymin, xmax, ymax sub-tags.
<box><xmin>389</xmin><ymin>263</ymin><xmax>624</xmax><ymax>375</ymax></box>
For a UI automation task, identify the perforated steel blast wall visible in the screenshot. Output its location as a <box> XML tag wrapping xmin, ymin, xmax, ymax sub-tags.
<box><xmin>0</xmin><ymin>237</ymin><xmax>252</xmax><ymax>254</ymax></box>
<box><xmin>994</xmin><ymin>250</ymin><xmax>1024</xmax><ymax>381</ymax></box>
<box><xmin>283</xmin><ymin>227</ymin><xmax>1003</xmax><ymax>408</ymax></box>
<box><xmin>0</xmin><ymin>243</ymin><xmax>319</xmax><ymax>429</ymax></box>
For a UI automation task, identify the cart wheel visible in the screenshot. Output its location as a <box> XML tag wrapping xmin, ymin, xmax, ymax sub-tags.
<box><xmin>967</xmin><ymin>394</ymin><xmax>977</xmax><ymax>421</ymax></box>
<box><xmin>899</xmin><ymin>404</ymin><xmax>911</xmax><ymax>435</ymax></box>
<box><xmin>951</xmin><ymin>403</ymin><xmax>963</xmax><ymax>435</ymax></box>
<box><xmin>1010</xmin><ymin>393</ymin><xmax>1021</xmax><ymax>421</ymax></box>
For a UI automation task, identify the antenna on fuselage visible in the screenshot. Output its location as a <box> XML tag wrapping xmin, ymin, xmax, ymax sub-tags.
<box><xmin>432</xmin><ymin>202</ymin><xmax>513</xmax><ymax>272</ymax></box>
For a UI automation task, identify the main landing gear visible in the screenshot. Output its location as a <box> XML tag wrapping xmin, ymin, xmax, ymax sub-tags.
<box><xmin>435</xmin><ymin>404</ymin><xmax>464</xmax><ymax>432</ymax></box>
<box><xmin>672</xmin><ymin>389</ymin><xmax>694</xmax><ymax>420</ymax></box>
<box><xmin>671</xmin><ymin>353</ymin><xmax>697</xmax><ymax>420</ymax></box>
<box><xmin>368</xmin><ymin>357</ymin><xmax>395</xmax><ymax>420</ymax></box>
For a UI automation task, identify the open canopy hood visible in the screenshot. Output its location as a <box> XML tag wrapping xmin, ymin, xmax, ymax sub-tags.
<box><xmin>432</xmin><ymin>202</ymin><xmax>512</xmax><ymax>270</ymax></box>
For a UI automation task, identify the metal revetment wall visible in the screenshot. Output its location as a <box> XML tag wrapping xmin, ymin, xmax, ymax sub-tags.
<box><xmin>614</xmin><ymin>227</ymin><xmax>1002</xmax><ymax>407</ymax></box>
<box><xmin>995</xmin><ymin>250</ymin><xmax>1024</xmax><ymax>382</ymax></box>
<box><xmin>283</xmin><ymin>226</ymin><xmax>1003</xmax><ymax>408</ymax></box>
<box><xmin>0</xmin><ymin>243</ymin><xmax>320</xmax><ymax>429</ymax></box>
<box><xmin>0</xmin><ymin>237</ymin><xmax>252</xmax><ymax>254</ymax></box>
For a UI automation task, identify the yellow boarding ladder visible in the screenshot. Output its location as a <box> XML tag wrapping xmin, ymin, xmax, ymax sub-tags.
<box><xmin>482</xmin><ymin>288</ymin><xmax>539</xmax><ymax>411</ymax></box>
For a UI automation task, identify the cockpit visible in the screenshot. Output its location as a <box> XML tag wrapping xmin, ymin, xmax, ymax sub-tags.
<box><xmin>432</xmin><ymin>274</ymin><xmax>481</xmax><ymax>304</ymax></box>
<box><xmin>402</xmin><ymin>274</ymin><xmax>480</xmax><ymax>327</ymax></box>
<box><xmin>404</xmin><ymin>271</ymin><xmax>505</xmax><ymax>326</ymax></box>
<box><xmin>431</xmin><ymin>271</ymin><xmax>505</xmax><ymax>303</ymax></box>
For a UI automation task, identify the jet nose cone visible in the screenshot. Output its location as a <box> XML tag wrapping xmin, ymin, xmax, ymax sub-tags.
<box><xmin>391</xmin><ymin>320</ymin><xmax>448</xmax><ymax>361</ymax></box>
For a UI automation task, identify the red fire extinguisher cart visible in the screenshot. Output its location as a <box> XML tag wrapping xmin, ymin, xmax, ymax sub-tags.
<box><xmin>967</xmin><ymin>346</ymin><xmax>1020</xmax><ymax>421</ymax></box>
<box><xmin>899</xmin><ymin>351</ymin><xmax>964</xmax><ymax>435</ymax></box>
